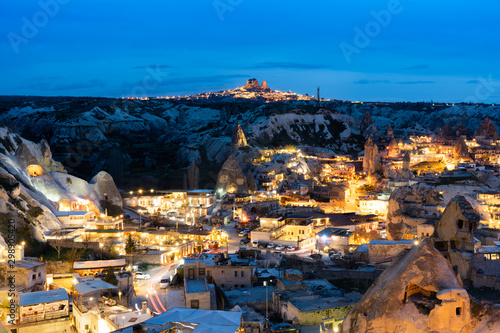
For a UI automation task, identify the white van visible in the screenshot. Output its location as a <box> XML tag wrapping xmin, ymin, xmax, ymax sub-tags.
<box><xmin>252</xmin><ymin>241</ymin><xmax>259</xmax><ymax>248</ymax></box>
<box><xmin>159</xmin><ymin>275</ymin><xmax>171</xmax><ymax>288</ymax></box>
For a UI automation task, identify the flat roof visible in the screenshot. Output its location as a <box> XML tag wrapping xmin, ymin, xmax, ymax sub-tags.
<box><xmin>369</xmin><ymin>239</ymin><xmax>414</xmax><ymax>246</ymax></box>
<box><xmin>74</xmin><ymin>259</ymin><xmax>126</xmax><ymax>270</ymax></box>
<box><xmin>19</xmin><ymin>288</ymin><xmax>68</xmax><ymax>306</ymax></box>
<box><xmin>187</xmin><ymin>189</ymin><xmax>214</xmax><ymax>194</ymax></box>
<box><xmin>477</xmin><ymin>245</ymin><xmax>500</xmax><ymax>254</ymax></box>
<box><xmin>53</xmin><ymin>211</ymin><xmax>92</xmax><ymax>216</ymax></box>
<box><xmin>74</xmin><ymin>279</ymin><xmax>119</xmax><ymax>295</ymax></box>
<box><xmin>224</xmin><ymin>286</ymin><xmax>270</xmax><ymax>304</ymax></box>
<box><xmin>185</xmin><ymin>279</ymin><xmax>209</xmax><ymax>294</ymax></box>
<box><xmin>2</xmin><ymin>260</ymin><xmax>45</xmax><ymax>270</ymax></box>
<box><xmin>289</xmin><ymin>293</ymin><xmax>362</xmax><ymax>312</ymax></box>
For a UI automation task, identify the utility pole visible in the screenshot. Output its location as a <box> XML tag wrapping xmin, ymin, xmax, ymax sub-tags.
<box><xmin>264</xmin><ymin>281</ymin><xmax>268</xmax><ymax>332</ymax></box>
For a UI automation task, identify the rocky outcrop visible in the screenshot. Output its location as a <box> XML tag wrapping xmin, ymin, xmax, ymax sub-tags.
<box><xmin>453</xmin><ymin>137</ymin><xmax>469</xmax><ymax>159</ymax></box>
<box><xmin>362</xmin><ymin>137</ymin><xmax>381</xmax><ymax>174</ymax></box>
<box><xmin>387</xmin><ymin>124</ymin><xmax>393</xmax><ymax>138</ymax></box>
<box><xmin>455</xmin><ymin>123</ymin><xmax>470</xmax><ymax>137</ymax></box>
<box><xmin>433</xmin><ymin>196</ymin><xmax>479</xmax><ymax>281</ymax></box>
<box><xmin>231</xmin><ymin>123</ymin><xmax>248</xmax><ymax>150</ymax></box>
<box><xmin>439</xmin><ymin>122</ymin><xmax>454</xmax><ymax>139</ymax></box>
<box><xmin>403</xmin><ymin>152</ymin><xmax>410</xmax><ymax>172</ymax></box>
<box><xmin>216</xmin><ymin>154</ymin><xmax>248</xmax><ymax>194</ymax></box>
<box><xmin>342</xmin><ymin>239</ymin><xmax>472</xmax><ymax>333</ymax></box>
<box><xmin>386</xmin><ymin>184</ymin><xmax>442</xmax><ymax>240</ymax></box>
<box><xmin>474</xmin><ymin>117</ymin><xmax>500</xmax><ymax>139</ymax></box>
<box><xmin>360</xmin><ymin>111</ymin><xmax>373</xmax><ymax>132</ymax></box>
<box><xmin>89</xmin><ymin>171</ymin><xmax>123</xmax><ymax>207</ymax></box>
<box><xmin>261</xmin><ymin>80</ymin><xmax>271</xmax><ymax>92</ymax></box>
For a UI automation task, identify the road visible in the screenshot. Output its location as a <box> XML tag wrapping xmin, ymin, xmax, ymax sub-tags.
<box><xmin>132</xmin><ymin>263</ymin><xmax>176</xmax><ymax>314</ymax></box>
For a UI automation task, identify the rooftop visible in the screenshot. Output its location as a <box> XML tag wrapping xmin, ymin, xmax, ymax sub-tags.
<box><xmin>74</xmin><ymin>279</ymin><xmax>119</xmax><ymax>295</ymax></box>
<box><xmin>53</xmin><ymin>211</ymin><xmax>92</xmax><ymax>216</ymax></box>
<box><xmin>185</xmin><ymin>279</ymin><xmax>209</xmax><ymax>294</ymax></box>
<box><xmin>2</xmin><ymin>260</ymin><xmax>45</xmax><ymax>270</ymax></box>
<box><xmin>289</xmin><ymin>293</ymin><xmax>362</xmax><ymax>312</ymax></box>
<box><xmin>74</xmin><ymin>259</ymin><xmax>126</xmax><ymax>270</ymax></box>
<box><xmin>19</xmin><ymin>288</ymin><xmax>68</xmax><ymax>306</ymax></box>
<box><xmin>224</xmin><ymin>286</ymin><xmax>271</xmax><ymax>304</ymax></box>
<box><xmin>369</xmin><ymin>239</ymin><xmax>415</xmax><ymax>246</ymax></box>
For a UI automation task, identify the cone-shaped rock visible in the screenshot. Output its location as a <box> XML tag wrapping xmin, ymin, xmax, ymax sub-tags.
<box><xmin>342</xmin><ymin>239</ymin><xmax>471</xmax><ymax>333</ymax></box>
<box><xmin>474</xmin><ymin>117</ymin><xmax>500</xmax><ymax>139</ymax></box>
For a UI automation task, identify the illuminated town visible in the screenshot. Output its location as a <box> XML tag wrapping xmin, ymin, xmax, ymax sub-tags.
<box><xmin>2</xmin><ymin>1</ymin><xmax>500</xmax><ymax>332</ymax></box>
<box><xmin>1</xmin><ymin>80</ymin><xmax>500</xmax><ymax>332</ymax></box>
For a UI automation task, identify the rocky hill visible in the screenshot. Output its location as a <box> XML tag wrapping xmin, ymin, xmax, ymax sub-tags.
<box><xmin>1</xmin><ymin>83</ymin><xmax>500</xmax><ymax>189</ymax></box>
<box><xmin>0</xmin><ymin>127</ymin><xmax>121</xmax><ymax>243</ymax></box>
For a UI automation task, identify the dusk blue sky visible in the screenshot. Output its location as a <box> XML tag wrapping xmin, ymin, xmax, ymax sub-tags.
<box><xmin>1</xmin><ymin>0</ymin><xmax>500</xmax><ymax>102</ymax></box>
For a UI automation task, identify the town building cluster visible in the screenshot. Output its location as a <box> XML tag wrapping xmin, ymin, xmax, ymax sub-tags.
<box><xmin>3</xmin><ymin>116</ymin><xmax>500</xmax><ymax>332</ymax></box>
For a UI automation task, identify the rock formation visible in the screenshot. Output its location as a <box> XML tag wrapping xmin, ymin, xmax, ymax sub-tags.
<box><xmin>360</xmin><ymin>111</ymin><xmax>373</xmax><ymax>131</ymax></box>
<box><xmin>362</xmin><ymin>137</ymin><xmax>381</xmax><ymax>174</ymax></box>
<box><xmin>455</xmin><ymin>123</ymin><xmax>469</xmax><ymax>137</ymax></box>
<box><xmin>439</xmin><ymin>122</ymin><xmax>454</xmax><ymax>139</ymax></box>
<box><xmin>403</xmin><ymin>152</ymin><xmax>410</xmax><ymax>172</ymax></box>
<box><xmin>386</xmin><ymin>184</ymin><xmax>442</xmax><ymax>240</ymax></box>
<box><xmin>89</xmin><ymin>171</ymin><xmax>123</xmax><ymax>208</ymax></box>
<box><xmin>242</xmin><ymin>78</ymin><xmax>271</xmax><ymax>92</ymax></box>
<box><xmin>433</xmin><ymin>196</ymin><xmax>479</xmax><ymax>280</ymax></box>
<box><xmin>246</xmin><ymin>170</ymin><xmax>257</xmax><ymax>193</ymax></box>
<box><xmin>187</xmin><ymin>161</ymin><xmax>199</xmax><ymax>190</ymax></box>
<box><xmin>387</xmin><ymin>138</ymin><xmax>399</xmax><ymax>157</ymax></box>
<box><xmin>231</xmin><ymin>123</ymin><xmax>248</xmax><ymax>150</ymax></box>
<box><xmin>342</xmin><ymin>239</ymin><xmax>473</xmax><ymax>333</ymax></box>
<box><xmin>261</xmin><ymin>80</ymin><xmax>271</xmax><ymax>92</ymax></box>
<box><xmin>453</xmin><ymin>137</ymin><xmax>469</xmax><ymax>159</ymax></box>
<box><xmin>474</xmin><ymin>117</ymin><xmax>500</xmax><ymax>139</ymax></box>
<box><xmin>387</xmin><ymin>124</ymin><xmax>394</xmax><ymax>138</ymax></box>
<box><xmin>216</xmin><ymin>154</ymin><xmax>248</xmax><ymax>194</ymax></box>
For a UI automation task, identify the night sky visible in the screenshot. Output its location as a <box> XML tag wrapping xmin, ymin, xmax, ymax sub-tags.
<box><xmin>2</xmin><ymin>0</ymin><xmax>500</xmax><ymax>102</ymax></box>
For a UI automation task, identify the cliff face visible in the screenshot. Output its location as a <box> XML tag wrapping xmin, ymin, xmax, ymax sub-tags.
<box><xmin>0</xmin><ymin>127</ymin><xmax>122</xmax><ymax>241</ymax></box>
<box><xmin>386</xmin><ymin>184</ymin><xmax>442</xmax><ymax>240</ymax></box>
<box><xmin>342</xmin><ymin>240</ymin><xmax>472</xmax><ymax>333</ymax></box>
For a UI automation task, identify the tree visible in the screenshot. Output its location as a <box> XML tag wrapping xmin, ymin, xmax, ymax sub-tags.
<box><xmin>104</xmin><ymin>266</ymin><xmax>118</xmax><ymax>286</ymax></box>
<box><xmin>66</xmin><ymin>247</ymin><xmax>83</xmax><ymax>266</ymax></box>
<box><xmin>50</xmin><ymin>230</ymin><xmax>64</xmax><ymax>259</ymax></box>
<box><xmin>125</xmin><ymin>235</ymin><xmax>136</xmax><ymax>255</ymax></box>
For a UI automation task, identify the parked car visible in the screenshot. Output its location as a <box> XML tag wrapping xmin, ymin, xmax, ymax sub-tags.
<box><xmin>286</xmin><ymin>246</ymin><xmax>296</xmax><ymax>251</ymax></box>
<box><xmin>258</xmin><ymin>242</ymin><xmax>268</xmax><ymax>249</ymax></box>
<box><xmin>240</xmin><ymin>238</ymin><xmax>250</xmax><ymax>245</ymax></box>
<box><xmin>252</xmin><ymin>241</ymin><xmax>259</xmax><ymax>248</ymax></box>
<box><xmin>201</xmin><ymin>249</ymin><xmax>211</xmax><ymax>254</ymax></box>
<box><xmin>267</xmin><ymin>243</ymin><xmax>276</xmax><ymax>249</ymax></box>
<box><xmin>238</xmin><ymin>230</ymin><xmax>247</xmax><ymax>237</ymax></box>
<box><xmin>309</xmin><ymin>253</ymin><xmax>323</xmax><ymax>259</ymax></box>
<box><xmin>275</xmin><ymin>245</ymin><xmax>284</xmax><ymax>251</ymax></box>
<box><xmin>269</xmin><ymin>323</ymin><xmax>300</xmax><ymax>333</ymax></box>
<box><xmin>159</xmin><ymin>275</ymin><xmax>170</xmax><ymax>288</ymax></box>
<box><xmin>134</xmin><ymin>271</ymin><xmax>150</xmax><ymax>280</ymax></box>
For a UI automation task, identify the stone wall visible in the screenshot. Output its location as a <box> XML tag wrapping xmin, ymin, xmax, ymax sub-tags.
<box><xmin>45</xmin><ymin>261</ymin><xmax>73</xmax><ymax>274</ymax></box>
<box><xmin>15</xmin><ymin>317</ymin><xmax>71</xmax><ymax>333</ymax></box>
